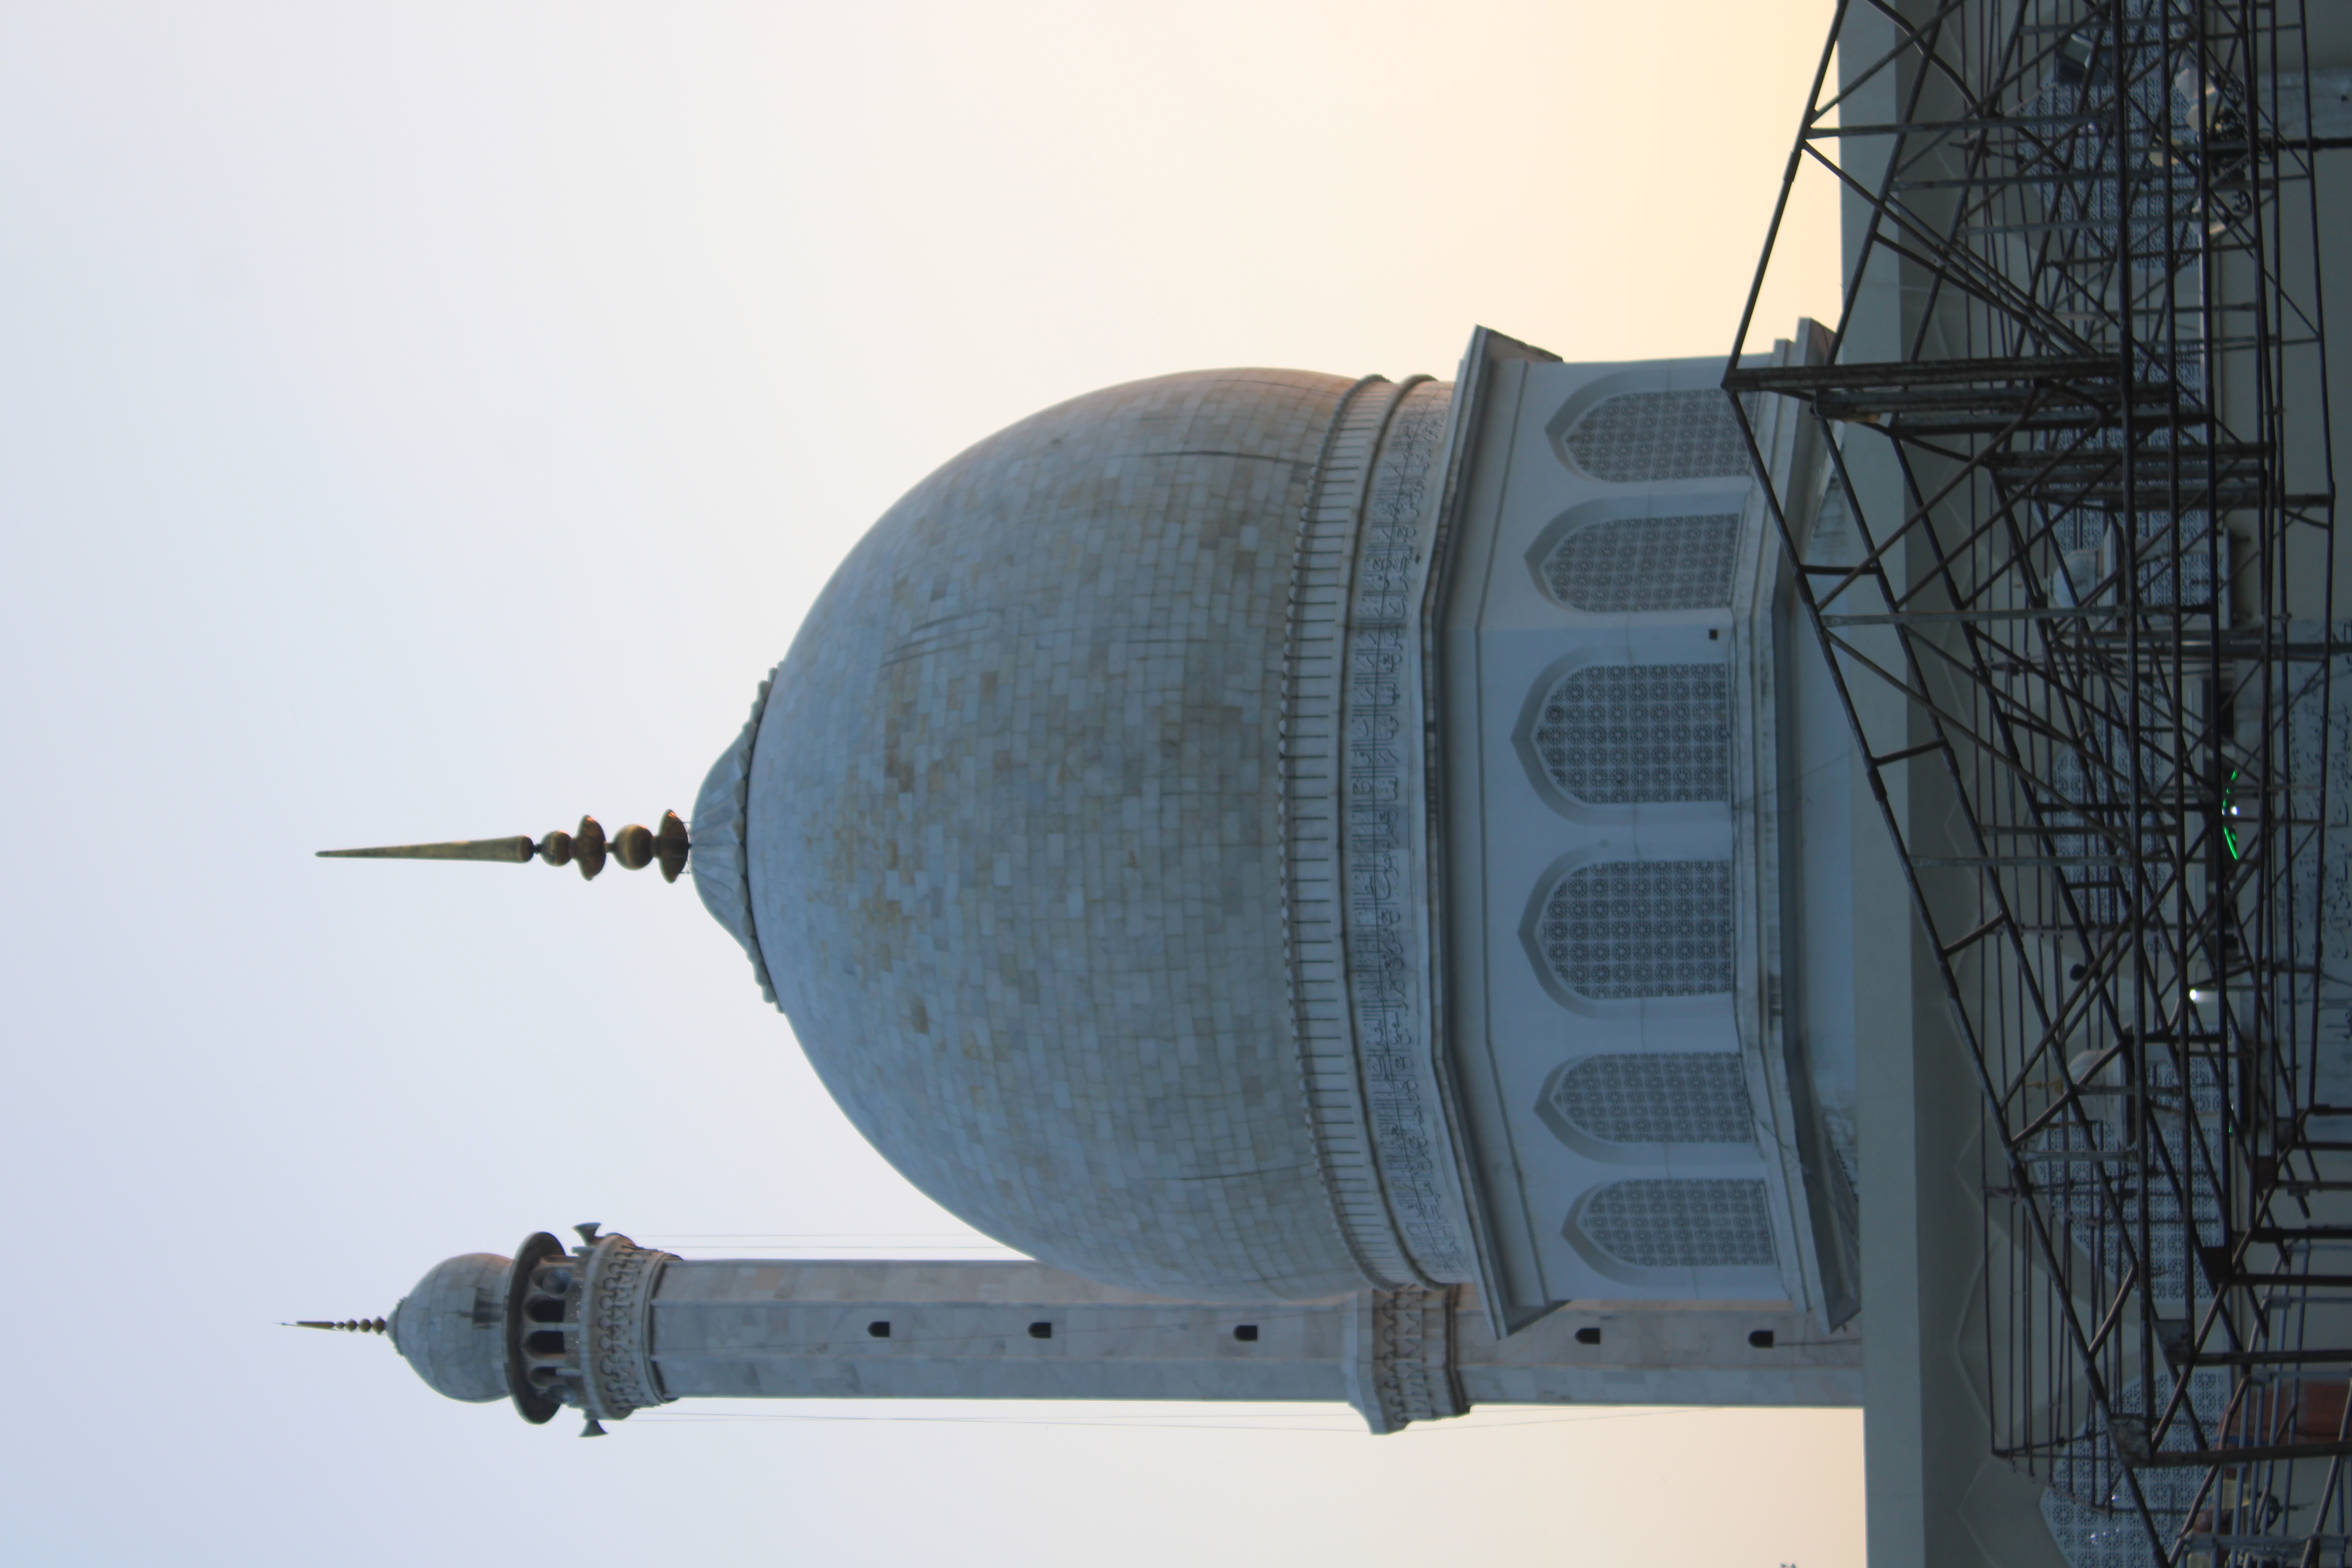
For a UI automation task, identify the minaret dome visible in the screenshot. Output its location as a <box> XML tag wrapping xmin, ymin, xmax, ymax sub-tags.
<box><xmin>387</xmin><ymin>1252</ymin><xmax>511</xmax><ymax>1404</ymax></box>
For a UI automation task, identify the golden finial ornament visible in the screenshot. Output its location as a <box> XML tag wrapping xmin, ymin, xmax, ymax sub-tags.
<box><xmin>318</xmin><ymin>811</ymin><xmax>690</xmax><ymax>882</ymax></box>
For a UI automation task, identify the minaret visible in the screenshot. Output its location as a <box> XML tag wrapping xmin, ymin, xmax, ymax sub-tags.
<box><xmin>353</xmin><ymin>1226</ymin><xmax>1860</xmax><ymax>1436</ymax></box>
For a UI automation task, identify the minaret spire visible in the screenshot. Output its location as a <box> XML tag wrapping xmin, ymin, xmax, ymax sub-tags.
<box><xmin>318</xmin><ymin>811</ymin><xmax>690</xmax><ymax>882</ymax></box>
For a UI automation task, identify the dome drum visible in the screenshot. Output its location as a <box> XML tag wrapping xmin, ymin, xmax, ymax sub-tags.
<box><xmin>1278</xmin><ymin>372</ymin><xmax>1479</xmax><ymax>1289</ymax></box>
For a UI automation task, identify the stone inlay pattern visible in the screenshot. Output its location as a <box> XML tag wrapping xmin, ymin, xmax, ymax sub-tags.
<box><xmin>1541</xmin><ymin>514</ymin><xmax>1740</xmax><ymax>612</ymax></box>
<box><xmin>1282</xmin><ymin>376</ymin><xmax>1475</xmax><ymax>1288</ymax></box>
<box><xmin>1561</xmin><ymin>389</ymin><xmax>1755</xmax><ymax>483</ymax></box>
<box><xmin>1537</xmin><ymin>860</ymin><xmax>1733</xmax><ymax>999</ymax></box>
<box><xmin>1580</xmin><ymin>1178</ymin><xmax>1777</xmax><ymax>1269</ymax></box>
<box><xmin>1547</xmin><ymin>1053</ymin><xmax>1751</xmax><ymax>1144</ymax></box>
<box><xmin>1534</xmin><ymin>663</ymin><xmax>1730</xmax><ymax>803</ymax></box>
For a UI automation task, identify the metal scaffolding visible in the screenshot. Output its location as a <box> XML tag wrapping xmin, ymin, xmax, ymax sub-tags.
<box><xmin>1728</xmin><ymin>1</ymin><xmax>2341</xmax><ymax>1561</ymax></box>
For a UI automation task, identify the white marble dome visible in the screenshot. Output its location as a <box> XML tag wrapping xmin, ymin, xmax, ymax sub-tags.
<box><xmin>388</xmin><ymin>1252</ymin><xmax>509</xmax><ymax>1403</ymax></box>
<box><xmin>695</xmin><ymin>369</ymin><xmax>1382</xmax><ymax>1302</ymax></box>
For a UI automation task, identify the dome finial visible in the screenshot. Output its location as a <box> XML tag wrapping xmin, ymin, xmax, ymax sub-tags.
<box><xmin>287</xmin><ymin>1318</ymin><xmax>389</xmax><ymax>1334</ymax></box>
<box><xmin>317</xmin><ymin>812</ymin><xmax>690</xmax><ymax>882</ymax></box>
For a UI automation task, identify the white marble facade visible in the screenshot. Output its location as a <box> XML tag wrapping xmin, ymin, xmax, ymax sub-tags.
<box><xmin>356</xmin><ymin>323</ymin><xmax>1885</xmax><ymax>1437</ymax></box>
<box><xmin>1433</xmin><ymin>328</ymin><xmax>1858</xmax><ymax>1329</ymax></box>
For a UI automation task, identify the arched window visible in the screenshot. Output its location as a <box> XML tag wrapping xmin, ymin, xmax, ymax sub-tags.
<box><xmin>1561</xmin><ymin>389</ymin><xmax>1754</xmax><ymax>483</ymax></box>
<box><xmin>1535</xmin><ymin>860</ymin><xmax>1733</xmax><ymax>999</ymax></box>
<box><xmin>1579</xmin><ymin>1178</ymin><xmax>1776</xmax><ymax>1269</ymax></box>
<box><xmin>1532</xmin><ymin>663</ymin><xmax>1730</xmax><ymax>804</ymax></box>
<box><xmin>1540</xmin><ymin>514</ymin><xmax>1740</xmax><ymax>612</ymax></box>
<box><xmin>1544</xmin><ymin>1053</ymin><xmax>1751</xmax><ymax>1145</ymax></box>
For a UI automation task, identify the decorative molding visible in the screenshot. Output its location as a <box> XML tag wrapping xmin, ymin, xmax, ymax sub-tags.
<box><xmin>1281</xmin><ymin>374</ymin><xmax>1401</xmax><ymax>1290</ymax></box>
<box><xmin>575</xmin><ymin>1234</ymin><xmax>679</xmax><ymax>1421</ymax></box>
<box><xmin>1339</xmin><ymin>385</ymin><xmax>1474</xmax><ymax>1283</ymax></box>
<box><xmin>1281</xmin><ymin>377</ymin><xmax>1476</xmax><ymax>1290</ymax></box>
<box><xmin>1343</xmin><ymin>1285</ymin><xmax>1467</xmax><ymax>1434</ymax></box>
<box><xmin>690</xmin><ymin>667</ymin><xmax>781</xmax><ymax>1005</ymax></box>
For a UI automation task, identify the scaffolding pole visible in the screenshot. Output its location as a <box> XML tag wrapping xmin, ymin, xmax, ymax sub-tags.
<box><xmin>1730</xmin><ymin>2</ymin><xmax>2339</xmax><ymax>1562</ymax></box>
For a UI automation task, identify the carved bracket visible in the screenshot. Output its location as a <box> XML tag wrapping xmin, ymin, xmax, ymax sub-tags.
<box><xmin>1343</xmin><ymin>1285</ymin><xmax>1469</xmax><ymax>1434</ymax></box>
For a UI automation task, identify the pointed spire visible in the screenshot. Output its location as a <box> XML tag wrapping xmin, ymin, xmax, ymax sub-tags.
<box><xmin>287</xmin><ymin>1318</ymin><xmax>390</xmax><ymax>1334</ymax></box>
<box><xmin>318</xmin><ymin>812</ymin><xmax>690</xmax><ymax>883</ymax></box>
<box><xmin>316</xmin><ymin>837</ymin><xmax>534</xmax><ymax>864</ymax></box>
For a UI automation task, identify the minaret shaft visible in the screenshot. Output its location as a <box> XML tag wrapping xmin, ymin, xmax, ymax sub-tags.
<box><xmin>651</xmin><ymin>1259</ymin><xmax>1350</xmax><ymax>1406</ymax></box>
<box><xmin>637</xmin><ymin>1258</ymin><xmax>1862</xmax><ymax>1425</ymax></box>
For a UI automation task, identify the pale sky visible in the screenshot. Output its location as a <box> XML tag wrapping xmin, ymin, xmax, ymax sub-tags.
<box><xmin>0</xmin><ymin>4</ymin><xmax>1858</xmax><ymax>1564</ymax></box>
